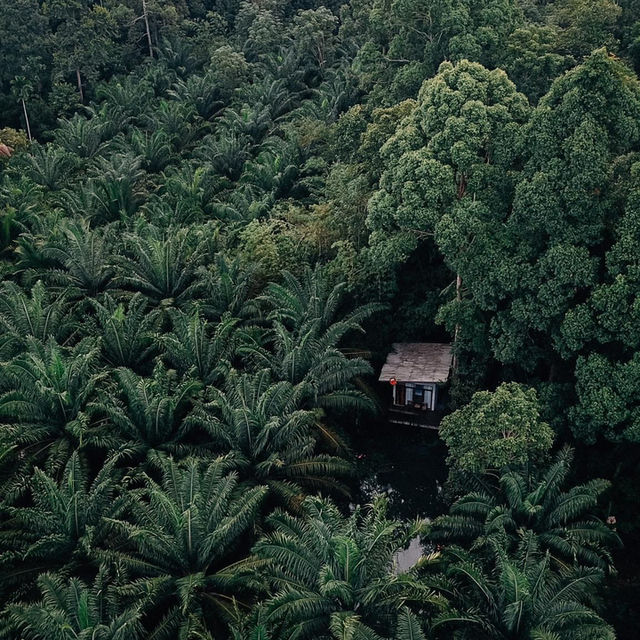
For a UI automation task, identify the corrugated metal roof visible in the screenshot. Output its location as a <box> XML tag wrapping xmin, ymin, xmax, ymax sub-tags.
<box><xmin>378</xmin><ymin>343</ymin><xmax>453</xmax><ymax>383</ymax></box>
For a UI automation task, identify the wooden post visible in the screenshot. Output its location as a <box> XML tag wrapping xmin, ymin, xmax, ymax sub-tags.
<box><xmin>452</xmin><ymin>273</ymin><xmax>461</xmax><ymax>371</ymax></box>
<box><xmin>21</xmin><ymin>98</ymin><xmax>32</xmax><ymax>142</ymax></box>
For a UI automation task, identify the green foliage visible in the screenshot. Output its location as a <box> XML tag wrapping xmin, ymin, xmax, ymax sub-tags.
<box><xmin>432</xmin><ymin>447</ymin><xmax>620</xmax><ymax>572</ymax></box>
<box><xmin>0</xmin><ymin>338</ymin><xmax>106</xmax><ymax>490</ymax></box>
<box><xmin>0</xmin><ymin>128</ymin><xmax>29</xmax><ymax>152</ymax></box>
<box><xmin>244</xmin><ymin>267</ymin><xmax>378</xmax><ymax>411</ymax></box>
<box><xmin>39</xmin><ymin>220</ymin><xmax>116</xmax><ymax>300</ymax></box>
<box><xmin>115</xmin><ymin>224</ymin><xmax>208</xmax><ymax>307</ymax></box>
<box><xmin>161</xmin><ymin>309</ymin><xmax>237</xmax><ymax>385</ymax></box>
<box><xmin>96</xmin><ymin>364</ymin><xmax>202</xmax><ymax>462</ymax></box>
<box><xmin>253</xmin><ymin>496</ymin><xmax>442</xmax><ymax>639</ymax></box>
<box><xmin>481</xmin><ymin>50</ymin><xmax>640</xmax><ymax>374</ymax></box>
<box><xmin>551</xmin><ymin>0</ymin><xmax>621</xmax><ymax>58</ymax></box>
<box><xmin>196</xmin><ymin>368</ymin><xmax>353</xmax><ymax>503</ymax></box>
<box><xmin>22</xmin><ymin>144</ymin><xmax>78</xmax><ymax>190</ymax></box>
<box><xmin>428</xmin><ymin>538</ymin><xmax>615</xmax><ymax>640</ymax></box>
<box><xmin>439</xmin><ymin>383</ymin><xmax>554</xmax><ymax>472</ymax></box>
<box><xmin>0</xmin><ymin>280</ymin><xmax>70</xmax><ymax>358</ymax></box>
<box><xmin>367</xmin><ymin>58</ymin><xmax>529</xmax><ymax>363</ymax></box>
<box><xmin>1</xmin><ymin>571</ymin><xmax>143</xmax><ymax>640</ymax></box>
<box><xmin>502</xmin><ymin>26</ymin><xmax>575</xmax><ymax>102</ymax></box>
<box><xmin>0</xmin><ymin>453</ymin><xmax>126</xmax><ymax>599</ymax></box>
<box><xmin>105</xmin><ymin>456</ymin><xmax>267</xmax><ymax>638</ymax></box>
<box><xmin>87</xmin><ymin>294</ymin><xmax>161</xmax><ymax>370</ymax></box>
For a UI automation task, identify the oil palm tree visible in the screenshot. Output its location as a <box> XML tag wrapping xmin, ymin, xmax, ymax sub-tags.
<box><xmin>128</xmin><ymin>129</ymin><xmax>173</xmax><ymax>173</ymax></box>
<box><xmin>0</xmin><ymin>571</ymin><xmax>143</xmax><ymax>640</ymax></box>
<box><xmin>196</xmin><ymin>131</ymin><xmax>251</xmax><ymax>181</ymax></box>
<box><xmin>81</xmin><ymin>81</ymin><xmax>137</xmax><ymax>138</ymax></box>
<box><xmin>96</xmin><ymin>76</ymin><xmax>155</xmax><ymax>124</ymax></box>
<box><xmin>0</xmin><ymin>280</ymin><xmax>71</xmax><ymax>359</ymax></box>
<box><xmin>200</xmin><ymin>256</ymin><xmax>258</xmax><ymax>321</ymax></box>
<box><xmin>253</xmin><ymin>496</ymin><xmax>442</xmax><ymax>640</ymax></box>
<box><xmin>239</xmin><ymin>77</ymin><xmax>299</xmax><ymax>124</ymax></box>
<box><xmin>0</xmin><ymin>175</ymin><xmax>45</xmax><ymax>260</ymax></box>
<box><xmin>208</xmin><ymin>189</ymin><xmax>270</xmax><ymax>223</ymax></box>
<box><xmin>22</xmin><ymin>144</ymin><xmax>78</xmax><ymax>191</ymax></box>
<box><xmin>161</xmin><ymin>309</ymin><xmax>238</xmax><ymax>386</ymax></box>
<box><xmin>86</xmin><ymin>294</ymin><xmax>161</xmax><ymax>371</ymax></box>
<box><xmin>391</xmin><ymin>609</ymin><xmax>429</xmax><ymax>640</ymax></box>
<box><xmin>40</xmin><ymin>220</ymin><xmax>116</xmax><ymax>301</ymax></box>
<box><xmin>168</xmin><ymin>72</ymin><xmax>226</xmax><ymax>120</ymax></box>
<box><xmin>115</xmin><ymin>225</ymin><xmax>207</xmax><ymax>308</ymax></box>
<box><xmin>140</xmin><ymin>60</ymin><xmax>178</xmax><ymax>97</ymax></box>
<box><xmin>258</xmin><ymin>267</ymin><xmax>374</xmax><ymax>332</ymax></box>
<box><xmin>96</xmin><ymin>364</ymin><xmax>203</xmax><ymax>465</ymax></box>
<box><xmin>141</xmin><ymin>196</ymin><xmax>205</xmax><ymax>228</ymax></box>
<box><xmin>297</xmin><ymin>68</ymin><xmax>358</xmax><ymax>123</ymax></box>
<box><xmin>84</xmin><ymin>153</ymin><xmax>146</xmax><ymax>224</ymax></box>
<box><xmin>145</xmin><ymin>99</ymin><xmax>201</xmax><ymax>152</ymax></box>
<box><xmin>240</xmin><ymin>146</ymin><xmax>301</xmax><ymax>201</ymax></box>
<box><xmin>0</xmin><ymin>338</ymin><xmax>107</xmax><ymax>495</ymax></box>
<box><xmin>427</xmin><ymin>533</ymin><xmax>615</xmax><ymax>640</ymax></box>
<box><xmin>103</xmin><ymin>457</ymin><xmax>267</xmax><ymax>639</ymax></box>
<box><xmin>54</xmin><ymin>114</ymin><xmax>107</xmax><ymax>159</ymax></box>
<box><xmin>241</xmin><ymin>321</ymin><xmax>375</xmax><ymax>411</ymax></box>
<box><xmin>0</xmin><ymin>453</ymin><xmax>126</xmax><ymax>600</ymax></box>
<box><xmin>232</xmin><ymin>607</ymin><xmax>428</xmax><ymax>640</ymax></box>
<box><xmin>159</xmin><ymin>164</ymin><xmax>221</xmax><ymax>220</ymax></box>
<box><xmin>242</xmin><ymin>267</ymin><xmax>380</xmax><ymax>411</ymax></box>
<box><xmin>218</xmin><ymin>104</ymin><xmax>274</xmax><ymax>144</ymax></box>
<box><xmin>329</xmin><ymin>608</ymin><xmax>430</xmax><ymax>640</ymax></box>
<box><xmin>194</xmin><ymin>369</ymin><xmax>353</xmax><ymax>505</ymax></box>
<box><xmin>156</xmin><ymin>38</ymin><xmax>199</xmax><ymax>77</ymax></box>
<box><xmin>431</xmin><ymin>448</ymin><xmax>621</xmax><ymax>572</ymax></box>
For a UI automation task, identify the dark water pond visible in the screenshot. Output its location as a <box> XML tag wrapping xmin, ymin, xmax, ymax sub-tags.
<box><xmin>350</xmin><ymin>421</ymin><xmax>449</xmax><ymax>521</ymax></box>
<box><xmin>349</xmin><ymin>420</ymin><xmax>448</xmax><ymax>568</ymax></box>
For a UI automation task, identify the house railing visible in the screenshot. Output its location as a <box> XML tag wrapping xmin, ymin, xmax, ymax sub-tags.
<box><xmin>387</xmin><ymin>406</ymin><xmax>446</xmax><ymax>429</ymax></box>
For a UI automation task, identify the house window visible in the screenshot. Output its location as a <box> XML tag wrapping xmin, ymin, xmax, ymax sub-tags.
<box><xmin>392</xmin><ymin>383</ymin><xmax>437</xmax><ymax>410</ymax></box>
<box><xmin>424</xmin><ymin>385</ymin><xmax>434</xmax><ymax>410</ymax></box>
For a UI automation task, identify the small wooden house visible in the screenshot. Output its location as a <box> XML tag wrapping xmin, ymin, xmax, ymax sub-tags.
<box><xmin>379</xmin><ymin>343</ymin><xmax>453</xmax><ymax>425</ymax></box>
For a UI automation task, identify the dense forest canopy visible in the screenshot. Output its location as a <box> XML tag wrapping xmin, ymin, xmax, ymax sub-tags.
<box><xmin>1</xmin><ymin>0</ymin><xmax>640</xmax><ymax>638</ymax></box>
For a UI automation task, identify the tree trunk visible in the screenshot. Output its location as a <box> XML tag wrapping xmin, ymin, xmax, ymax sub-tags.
<box><xmin>21</xmin><ymin>98</ymin><xmax>32</xmax><ymax>142</ymax></box>
<box><xmin>142</xmin><ymin>0</ymin><xmax>153</xmax><ymax>57</ymax></box>
<box><xmin>76</xmin><ymin>69</ymin><xmax>84</xmax><ymax>102</ymax></box>
<box><xmin>453</xmin><ymin>273</ymin><xmax>462</xmax><ymax>371</ymax></box>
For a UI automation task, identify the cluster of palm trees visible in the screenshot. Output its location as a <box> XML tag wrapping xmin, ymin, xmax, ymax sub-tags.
<box><xmin>425</xmin><ymin>449</ymin><xmax>620</xmax><ymax>639</ymax></box>
<box><xmin>0</xmin><ymin>254</ymin><xmax>379</xmax><ymax>638</ymax></box>
<box><xmin>1</xmin><ymin>53</ymin><xmax>381</xmax><ymax>627</ymax></box>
